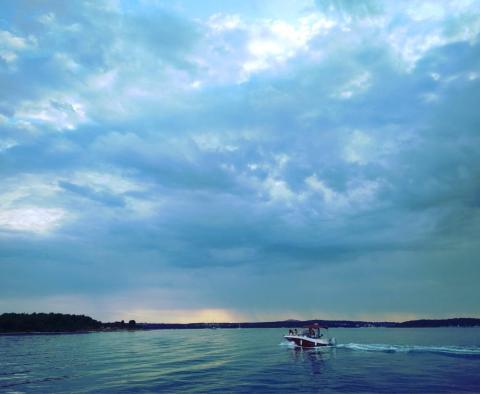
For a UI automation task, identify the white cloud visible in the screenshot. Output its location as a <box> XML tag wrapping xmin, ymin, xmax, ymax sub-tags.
<box><xmin>87</xmin><ymin>69</ymin><xmax>118</xmax><ymax>89</ymax></box>
<box><xmin>263</xmin><ymin>176</ymin><xmax>296</xmax><ymax>202</ymax></box>
<box><xmin>208</xmin><ymin>13</ymin><xmax>242</xmax><ymax>31</ymax></box>
<box><xmin>305</xmin><ymin>175</ymin><xmax>337</xmax><ymax>204</ymax></box>
<box><xmin>335</xmin><ymin>71</ymin><xmax>371</xmax><ymax>99</ymax></box>
<box><xmin>15</xmin><ymin>96</ymin><xmax>88</xmax><ymax>131</ymax></box>
<box><xmin>123</xmin><ymin>197</ymin><xmax>160</xmax><ymax>217</ymax></box>
<box><xmin>0</xmin><ymin>207</ymin><xmax>67</xmax><ymax>234</ymax></box>
<box><xmin>38</xmin><ymin>12</ymin><xmax>56</xmax><ymax>25</ymax></box>
<box><xmin>0</xmin><ymin>175</ymin><xmax>61</xmax><ymax>209</ymax></box>
<box><xmin>305</xmin><ymin>174</ymin><xmax>379</xmax><ymax>212</ymax></box>
<box><xmin>201</xmin><ymin>12</ymin><xmax>336</xmax><ymax>84</ymax></box>
<box><xmin>193</xmin><ymin>133</ymin><xmax>239</xmax><ymax>152</ymax></box>
<box><xmin>0</xmin><ymin>29</ymin><xmax>35</xmax><ymax>65</ymax></box>
<box><xmin>343</xmin><ymin>130</ymin><xmax>374</xmax><ymax>165</ymax></box>
<box><xmin>53</xmin><ymin>52</ymin><xmax>81</xmax><ymax>72</ymax></box>
<box><xmin>467</xmin><ymin>71</ymin><xmax>479</xmax><ymax>81</ymax></box>
<box><xmin>69</xmin><ymin>171</ymin><xmax>147</xmax><ymax>195</ymax></box>
<box><xmin>384</xmin><ymin>1</ymin><xmax>480</xmax><ymax>70</ymax></box>
<box><xmin>0</xmin><ymin>30</ymin><xmax>29</xmax><ymax>50</ymax></box>
<box><xmin>387</xmin><ymin>30</ymin><xmax>445</xmax><ymax>71</ymax></box>
<box><xmin>254</xmin><ymin>153</ymin><xmax>301</xmax><ymax>203</ymax></box>
<box><xmin>196</xmin><ymin>1</ymin><xmax>480</xmax><ymax>85</ymax></box>
<box><xmin>0</xmin><ymin>177</ymin><xmax>69</xmax><ymax>234</ymax></box>
<box><xmin>405</xmin><ymin>2</ymin><xmax>446</xmax><ymax>22</ymax></box>
<box><xmin>241</xmin><ymin>14</ymin><xmax>336</xmax><ymax>78</ymax></box>
<box><xmin>0</xmin><ymin>138</ymin><xmax>18</xmax><ymax>151</ymax></box>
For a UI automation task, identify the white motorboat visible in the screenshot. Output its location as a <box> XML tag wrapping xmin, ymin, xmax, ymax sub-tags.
<box><xmin>284</xmin><ymin>323</ymin><xmax>336</xmax><ymax>348</ymax></box>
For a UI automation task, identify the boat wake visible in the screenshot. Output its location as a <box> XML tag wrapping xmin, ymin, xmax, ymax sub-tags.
<box><xmin>336</xmin><ymin>343</ymin><xmax>480</xmax><ymax>358</ymax></box>
<box><xmin>279</xmin><ymin>341</ymin><xmax>296</xmax><ymax>348</ymax></box>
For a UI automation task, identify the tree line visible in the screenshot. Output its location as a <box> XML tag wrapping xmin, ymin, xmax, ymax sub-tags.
<box><xmin>0</xmin><ymin>313</ymin><xmax>137</xmax><ymax>332</ymax></box>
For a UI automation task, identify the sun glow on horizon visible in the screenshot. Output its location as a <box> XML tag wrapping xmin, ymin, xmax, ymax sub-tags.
<box><xmin>120</xmin><ymin>308</ymin><xmax>245</xmax><ymax>324</ymax></box>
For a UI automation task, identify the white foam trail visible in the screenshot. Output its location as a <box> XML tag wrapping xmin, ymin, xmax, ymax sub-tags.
<box><xmin>337</xmin><ymin>343</ymin><xmax>480</xmax><ymax>356</ymax></box>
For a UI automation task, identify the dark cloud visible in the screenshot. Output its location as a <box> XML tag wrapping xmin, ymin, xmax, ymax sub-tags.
<box><xmin>58</xmin><ymin>181</ymin><xmax>125</xmax><ymax>207</ymax></box>
<box><xmin>1</xmin><ymin>0</ymin><xmax>479</xmax><ymax>320</ymax></box>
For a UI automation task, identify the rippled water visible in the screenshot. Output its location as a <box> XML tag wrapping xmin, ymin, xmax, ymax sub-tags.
<box><xmin>1</xmin><ymin>327</ymin><xmax>480</xmax><ymax>393</ymax></box>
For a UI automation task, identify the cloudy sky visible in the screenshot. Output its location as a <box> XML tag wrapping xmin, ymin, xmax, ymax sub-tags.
<box><xmin>1</xmin><ymin>0</ymin><xmax>479</xmax><ymax>323</ymax></box>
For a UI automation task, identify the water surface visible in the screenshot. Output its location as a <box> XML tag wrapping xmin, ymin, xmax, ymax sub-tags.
<box><xmin>1</xmin><ymin>327</ymin><xmax>479</xmax><ymax>393</ymax></box>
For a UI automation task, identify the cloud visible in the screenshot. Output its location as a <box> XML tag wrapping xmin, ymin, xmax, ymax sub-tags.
<box><xmin>0</xmin><ymin>29</ymin><xmax>36</xmax><ymax>65</ymax></box>
<box><xmin>0</xmin><ymin>207</ymin><xmax>67</xmax><ymax>234</ymax></box>
<box><xmin>58</xmin><ymin>181</ymin><xmax>125</xmax><ymax>207</ymax></box>
<box><xmin>0</xmin><ymin>0</ymin><xmax>479</xmax><ymax>321</ymax></box>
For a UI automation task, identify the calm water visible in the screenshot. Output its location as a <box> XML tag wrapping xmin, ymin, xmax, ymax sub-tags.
<box><xmin>1</xmin><ymin>327</ymin><xmax>480</xmax><ymax>393</ymax></box>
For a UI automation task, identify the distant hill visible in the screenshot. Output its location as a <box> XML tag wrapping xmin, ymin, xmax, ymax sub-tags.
<box><xmin>140</xmin><ymin>318</ymin><xmax>480</xmax><ymax>330</ymax></box>
<box><xmin>398</xmin><ymin>318</ymin><xmax>480</xmax><ymax>328</ymax></box>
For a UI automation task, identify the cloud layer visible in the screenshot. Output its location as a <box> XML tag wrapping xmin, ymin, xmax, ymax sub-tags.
<box><xmin>1</xmin><ymin>0</ymin><xmax>480</xmax><ymax>322</ymax></box>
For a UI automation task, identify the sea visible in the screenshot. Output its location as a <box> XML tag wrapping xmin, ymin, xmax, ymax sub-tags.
<box><xmin>1</xmin><ymin>327</ymin><xmax>480</xmax><ymax>393</ymax></box>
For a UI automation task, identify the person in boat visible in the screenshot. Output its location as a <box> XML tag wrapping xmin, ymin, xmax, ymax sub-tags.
<box><xmin>294</xmin><ymin>329</ymin><xmax>298</xmax><ymax>335</ymax></box>
<box><xmin>288</xmin><ymin>329</ymin><xmax>293</xmax><ymax>335</ymax></box>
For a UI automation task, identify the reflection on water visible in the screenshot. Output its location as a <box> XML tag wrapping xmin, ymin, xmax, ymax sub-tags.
<box><xmin>1</xmin><ymin>327</ymin><xmax>479</xmax><ymax>393</ymax></box>
<box><xmin>289</xmin><ymin>347</ymin><xmax>326</xmax><ymax>375</ymax></box>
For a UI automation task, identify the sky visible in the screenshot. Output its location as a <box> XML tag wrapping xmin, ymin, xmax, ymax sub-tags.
<box><xmin>1</xmin><ymin>0</ymin><xmax>479</xmax><ymax>323</ymax></box>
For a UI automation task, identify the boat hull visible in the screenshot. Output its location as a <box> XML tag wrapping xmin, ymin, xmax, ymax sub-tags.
<box><xmin>284</xmin><ymin>335</ymin><xmax>332</xmax><ymax>348</ymax></box>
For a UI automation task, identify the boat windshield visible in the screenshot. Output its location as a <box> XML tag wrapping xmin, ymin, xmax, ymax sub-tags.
<box><xmin>287</xmin><ymin>326</ymin><xmax>327</xmax><ymax>338</ymax></box>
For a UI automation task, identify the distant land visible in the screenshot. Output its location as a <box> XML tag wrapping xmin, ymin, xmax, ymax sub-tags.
<box><xmin>0</xmin><ymin>313</ymin><xmax>136</xmax><ymax>334</ymax></box>
<box><xmin>1</xmin><ymin>313</ymin><xmax>479</xmax><ymax>334</ymax></box>
<box><xmin>140</xmin><ymin>318</ymin><xmax>480</xmax><ymax>330</ymax></box>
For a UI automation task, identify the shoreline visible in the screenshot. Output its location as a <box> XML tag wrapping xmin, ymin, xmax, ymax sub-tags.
<box><xmin>0</xmin><ymin>328</ymin><xmax>141</xmax><ymax>336</ymax></box>
<box><xmin>2</xmin><ymin>314</ymin><xmax>479</xmax><ymax>335</ymax></box>
<box><xmin>2</xmin><ymin>325</ymin><xmax>480</xmax><ymax>336</ymax></box>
